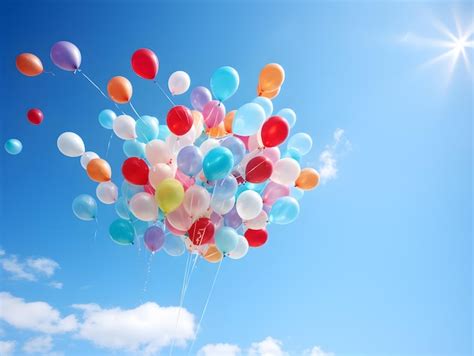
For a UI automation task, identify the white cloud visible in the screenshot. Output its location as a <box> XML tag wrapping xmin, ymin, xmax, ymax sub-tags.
<box><xmin>27</xmin><ymin>258</ymin><xmax>59</xmax><ymax>277</ymax></box>
<box><xmin>0</xmin><ymin>340</ymin><xmax>16</xmax><ymax>356</ymax></box>
<box><xmin>73</xmin><ymin>302</ymin><xmax>195</xmax><ymax>355</ymax></box>
<box><xmin>0</xmin><ymin>248</ymin><xmax>5</xmax><ymax>256</ymax></box>
<box><xmin>0</xmin><ymin>256</ymin><xmax>36</xmax><ymax>281</ymax></box>
<box><xmin>248</xmin><ymin>337</ymin><xmax>287</xmax><ymax>356</ymax></box>
<box><xmin>303</xmin><ymin>345</ymin><xmax>335</xmax><ymax>356</ymax></box>
<box><xmin>198</xmin><ymin>343</ymin><xmax>241</xmax><ymax>356</ymax></box>
<box><xmin>0</xmin><ymin>292</ymin><xmax>78</xmax><ymax>334</ymax></box>
<box><xmin>22</xmin><ymin>335</ymin><xmax>53</xmax><ymax>354</ymax></box>
<box><xmin>318</xmin><ymin>128</ymin><xmax>351</xmax><ymax>183</ymax></box>
<box><xmin>49</xmin><ymin>281</ymin><xmax>64</xmax><ymax>290</ymax></box>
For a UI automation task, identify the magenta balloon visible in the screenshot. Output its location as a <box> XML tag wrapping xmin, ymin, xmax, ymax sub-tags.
<box><xmin>144</xmin><ymin>225</ymin><xmax>165</xmax><ymax>252</ymax></box>
<box><xmin>262</xmin><ymin>182</ymin><xmax>290</xmax><ymax>205</ymax></box>
<box><xmin>50</xmin><ymin>41</ymin><xmax>82</xmax><ymax>71</ymax></box>
<box><xmin>234</xmin><ymin>135</ymin><xmax>250</xmax><ymax>150</ymax></box>
<box><xmin>190</xmin><ymin>86</ymin><xmax>212</xmax><ymax>111</ymax></box>
<box><xmin>203</xmin><ymin>100</ymin><xmax>225</xmax><ymax>128</ymax></box>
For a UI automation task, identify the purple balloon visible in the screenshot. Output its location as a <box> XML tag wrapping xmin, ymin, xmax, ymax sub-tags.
<box><xmin>190</xmin><ymin>86</ymin><xmax>212</xmax><ymax>111</ymax></box>
<box><xmin>224</xmin><ymin>206</ymin><xmax>242</xmax><ymax>229</ymax></box>
<box><xmin>144</xmin><ymin>225</ymin><xmax>165</xmax><ymax>253</ymax></box>
<box><xmin>50</xmin><ymin>41</ymin><xmax>82</xmax><ymax>71</ymax></box>
<box><xmin>177</xmin><ymin>145</ymin><xmax>203</xmax><ymax>177</ymax></box>
<box><xmin>203</xmin><ymin>100</ymin><xmax>226</xmax><ymax>128</ymax></box>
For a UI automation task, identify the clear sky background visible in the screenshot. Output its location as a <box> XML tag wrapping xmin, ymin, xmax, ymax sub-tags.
<box><xmin>0</xmin><ymin>1</ymin><xmax>472</xmax><ymax>355</ymax></box>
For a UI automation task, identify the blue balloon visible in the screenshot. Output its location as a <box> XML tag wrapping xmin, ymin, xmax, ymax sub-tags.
<box><xmin>109</xmin><ymin>219</ymin><xmax>135</xmax><ymax>245</ymax></box>
<box><xmin>210</xmin><ymin>66</ymin><xmax>239</xmax><ymax>102</ymax></box>
<box><xmin>121</xmin><ymin>181</ymin><xmax>144</xmax><ymax>200</ymax></box>
<box><xmin>246</xmin><ymin>181</ymin><xmax>267</xmax><ymax>194</ymax></box>
<box><xmin>269</xmin><ymin>197</ymin><xmax>300</xmax><ymax>225</ymax></box>
<box><xmin>252</xmin><ymin>97</ymin><xmax>273</xmax><ymax>117</ymax></box>
<box><xmin>194</xmin><ymin>133</ymin><xmax>207</xmax><ymax>147</ymax></box>
<box><xmin>284</xmin><ymin>148</ymin><xmax>301</xmax><ymax>162</ymax></box>
<box><xmin>232</xmin><ymin>103</ymin><xmax>266</xmax><ymax>136</ymax></box>
<box><xmin>4</xmin><ymin>139</ymin><xmax>22</xmax><ymax>155</ymax></box>
<box><xmin>212</xmin><ymin>175</ymin><xmax>238</xmax><ymax>200</ymax></box>
<box><xmin>164</xmin><ymin>235</ymin><xmax>186</xmax><ymax>256</ymax></box>
<box><xmin>98</xmin><ymin>109</ymin><xmax>116</xmax><ymax>129</ymax></box>
<box><xmin>135</xmin><ymin>115</ymin><xmax>159</xmax><ymax>143</ymax></box>
<box><xmin>220</xmin><ymin>136</ymin><xmax>245</xmax><ymax>166</ymax></box>
<box><xmin>123</xmin><ymin>140</ymin><xmax>146</xmax><ymax>158</ymax></box>
<box><xmin>287</xmin><ymin>133</ymin><xmax>312</xmax><ymax>156</ymax></box>
<box><xmin>215</xmin><ymin>227</ymin><xmax>239</xmax><ymax>254</ymax></box>
<box><xmin>72</xmin><ymin>194</ymin><xmax>97</xmax><ymax>221</ymax></box>
<box><xmin>290</xmin><ymin>186</ymin><xmax>305</xmax><ymax>201</ymax></box>
<box><xmin>235</xmin><ymin>184</ymin><xmax>248</xmax><ymax>198</ymax></box>
<box><xmin>132</xmin><ymin>219</ymin><xmax>150</xmax><ymax>238</ymax></box>
<box><xmin>277</xmin><ymin>108</ymin><xmax>296</xmax><ymax>128</ymax></box>
<box><xmin>202</xmin><ymin>147</ymin><xmax>234</xmax><ymax>181</ymax></box>
<box><xmin>115</xmin><ymin>196</ymin><xmax>131</xmax><ymax>220</ymax></box>
<box><xmin>157</xmin><ymin>124</ymin><xmax>171</xmax><ymax>140</ymax></box>
<box><xmin>177</xmin><ymin>145</ymin><xmax>203</xmax><ymax>176</ymax></box>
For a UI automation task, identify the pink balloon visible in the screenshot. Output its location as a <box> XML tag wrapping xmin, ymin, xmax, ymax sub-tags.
<box><xmin>167</xmin><ymin>204</ymin><xmax>193</xmax><ymax>231</ymax></box>
<box><xmin>262</xmin><ymin>147</ymin><xmax>281</xmax><ymax>163</ymax></box>
<box><xmin>262</xmin><ymin>182</ymin><xmax>290</xmax><ymax>205</ymax></box>
<box><xmin>248</xmin><ymin>134</ymin><xmax>263</xmax><ymax>152</ymax></box>
<box><xmin>175</xmin><ymin>169</ymin><xmax>195</xmax><ymax>191</ymax></box>
<box><xmin>234</xmin><ymin>135</ymin><xmax>250</xmax><ymax>150</ymax></box>
<box><xmin>203</xmin><ymin>100</ymin><xmax>225</xmax><ymax>128</ymax></box>
<box><xmin>165</xmin><ymin>219</ymin><xmax>187</xmax><ymax>236</ymax></box>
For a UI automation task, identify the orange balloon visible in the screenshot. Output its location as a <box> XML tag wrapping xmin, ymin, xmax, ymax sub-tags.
<box><xmin>107</xmin><ymin>76</ymin><xmax>133</xmax><ymax>103</ymax></box>
<box><xmin>295</xmin><ymin>168</ymin><xmax>320</xmax><ymax>190</ymax></box>
<box><xmin>224</xmin><ymin>110</ymin><xmax>235</xmax><ymax>133</ymax></box>
<box><xmin>258</xmin><ymin>86</ymin><xmax>281</xmax><ymax>99</ymax></box>
<box><xmin>87</xmin><ymin>158</ymin><xmax>112</xmax><ymax>182</ymax></box>
<box><xmin>16</xmin><ymin>53</ymin><xmax>43</xmax><ymax>77</ymax></box>
<box><xmin>207</xmin><ymin>122</ymin><xmax>227</xmax><ymax>138</ymax></box>
<box><xmin>258</xmin><ymin>63</ymin><xmax>285</xmax><ymax>94</ymax></box>
<box><xmin>203</xmin><ymin>245</ymin><xmax>222</xmax><ymax>263</ymax></box>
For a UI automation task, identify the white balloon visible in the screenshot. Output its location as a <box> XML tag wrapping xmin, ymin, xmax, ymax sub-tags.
<box><xmin>57</xmin><ymin>132</ymin><xmax>85</xmax><ymax>157</ymax></box>
<box><xmin>129</xmin><ymin>192</ymin><xmax>158</xmax><ymax>221</ymax></box>
<box><xmin>166</xmin><ymin>131</ymin><xmax>195</xmax><ymax>155</ymax></box>
<box><xmin>244</xmin><ymin>210</ymin><xmax>268</xmax><ymax>229</ymax></box>
<box><xmin>113</xmin><ymin>115</ymin><xmax>136</xmax><ymax>140</ymax></box>
<box><xmin>199</xmin><ymin>138</ymin><xmax>219</xmax><ymax>156</ymax></box>
<box><xmin>183</xmin><ymin>185</ymin><xmax>210</xmax><ymax>217</ymax></box>
<box><xmin>228</xmin><ymin>235</ymin><xmax>249</xmax><ymax>260</ymax></box>
<box><xmin>167</xmin><ymin>205</ymin><xmax>193</xmax><ymax>231</ymax></box>
<box><xmin>211</xmin><ymin>196</ymin><xmax>235</xmax><ymax>215</ymax></box>
<box><xmin>149</xmin><ymin>163</ymin><xmax>175</xmax><ymax>187</ymax></box>
<box><xmin>146</xmin><ymin>139</ymin><xmax>173</xmax><ymax>165</ymax></box>
<box><xmin>80</xmin><ymin>151</ymin><xmax>99</xmax><ymax>169</ymax></box>
<box><xmin>192</xmin><ymin>111</ymin><xmax>204</xmax><ymax>138</ymax></box>
<box><xmin>168</xmin><ymin>71</ymin><xmax>191</xmax><ymax>95</ymax></box>
<box><xmin>236</xmin><ymin>190</ymin><xmax>263</xmax><ymax>220</ymax></box>
<box><xmin>271</xmin><ymin>158</ymin><xmax>301</xmax><ymax>185</ymax></box>
<box><xmin>96</xmin><ymin>181</ymin><xmax>118</xmax><ymax>204</ymax></box>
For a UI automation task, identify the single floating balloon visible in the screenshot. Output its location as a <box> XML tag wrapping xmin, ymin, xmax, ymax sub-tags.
<box><xmin>16</xmin><ymin>53</ymin><xmax>43</xmax><ymax>77</ymax></box>
<box><xmin>57</xmin><ymin>132</ymin><xmax>85</xmax><ymax>157</ymax></box>
<box><xmin>122</xmin><ymin>157</ymin><xmax>149</xmax><ymax>185</ymax></box>
<box><xmin>98</xmin><ymin>109</ymin><xmax>116</xmax><ymax>129</ymax></box>
<box><xmin>295</xmin><ymin>168</ymin><xmax>320</xmax><ymax>190</ymax></box>
<box><xmin>27</xmin><ymin>108</ymin><xmax>43</xmax><ymax>125</ymax></box>
<box><xmin>168</xmin><ymin>71</ymin><xmax>191</xmax><ymax>95</ymax></box>
<box><xmin>109</xmin><ymin>219</ymin><xmax>135</xmax><ymax>245</ymax></box>
<box><xmin>87</xmin><ymin>158</ymin><xmax>112</xmax><ymax>182</ymax></box>
<box><xmin>190</xmin><ymin>86</ymin><xmax>212</xmax><ymax>111</ymax></box>
<box><xmin>131</xmin><ymin>48</ymin><xmax>159</xmax><ymax>80</ymax></box>
<box><xmin>4</xmin><ymin>139</ymin><xmax>22</xmax><ymax>155</ymax></box>
<box><xmin>166</xmin><ymin>105</ymin><xmax>193</xmax><ymax>136</ymax></box>
<box><xmin>258</xmin><ymin>63</ymin><xmax>285</xmax><ymax>96</ymax></box>
<box><xmin>72</xmin><ymin>194</ymin><xmax>97</xmax><ymax>221</ymax></box>
<box><xmin>210</xmin><ymin>66</ymin><xmax>240</xmax><ymax>102</ymax></box>
<box><xmin>108</xmin><ymin>76</ymin><xmax>133</xmax><ymax>104</ymax></box>
<box><xmin>50</xmin><ymin>41</ymin><xmax>81</xmax><ymax>71</ymax></box>
<box><xmin>144</xmin><ymin>225</ymin><xmax>165</xmax><ymax>252</ymax></box>
<box><xmin>96</xmin><ymin>181</ymin><xmax>118</xmax><ymax>204</ymax></box>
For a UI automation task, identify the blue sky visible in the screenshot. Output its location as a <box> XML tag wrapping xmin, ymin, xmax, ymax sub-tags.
<box><xmin>0</xmin><ymin>1</ymin><xmax>472</xmax><ymax>355</ymax></box>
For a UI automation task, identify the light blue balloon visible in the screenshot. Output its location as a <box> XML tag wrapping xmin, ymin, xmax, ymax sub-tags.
<box><xmin>135</xmin><ymin>115</ymin><xmax>159</xmax><ymax>143</ymax></box>
<box><xmin>164</xmin><ymin>235</ymin><xmax>186</xmax><ymax>256</ymax></box>
<box><xmin>123</xmin><ymin>140</ymin><xmax>146</xmax><ymax>158</ymax></box>
<box><xmin>220</xmin><ymin>136</ymin><xmax>245</xmax><ymax>166</ymax></box>
<box><xmin>284</xmin><ymin>148</ymin><xmax>301</xmax><ymax>162</ymax></box>
<box><xmin>121</xmin><ymin>181</ymin><xmax>144</xmax><ymax>200</ymax></box>
<box><xmin>235</xmin><ymin>184</ymin><xmax>248</xmax><ymax>198</ymax></box>
<box><xmin>98</xmin><ymin>109</ymin><xmax>116</xmax><ymax>129</ymax></box>
<box><xmin>109</xmin><ymin>219</ymin><xmax>135</xmax><ymax>245</ymax></box>
<box><xmin>72</xmin><ymin>194</ymin><xmax>97</xmax><ymax>221</ymax></box>
<box><xmin>115</xmin><ymin>196</ymin><xmax>131</xmax><ymax>220</ymax></box>
<box><xmin>215</xmin><ymin>227</ymin><xmax>239</xmax><ymax>254</ymax></box>
<box><xmin>287</xmin><ymin>133</ymin><xmax>312</xmax><ymax>156</ymax></box>
<box><xmin>210</xmin><ymin>66</ymin><xmax>239</xmax><ymax>102</ymax></box>
<box><xmin>212</xmin><ymin>175</ymin><xmax>238</xmax><ymax>200</ymax></box>
<box><xmin>269</xmin><ymin>197</ymin><xmax>300</xmax><ymax>225</ymax></box>
<box><xmin>157</xmin><ymin>124</ymin><xmax>171</xmax><ymax>140</ymax></box>
<box><xmin>246</xmin><ymin>182</ymin><xmax>267</xmax><ymax>194</ymax></box>
<box><xmin>202</xmin><ymin>147</ymin><xmax>234</xmax><ymax>181</ymax></box>
<box><xmin>232</xmin><ymin>103</ymin><xmax>266</xmax><ymax>136</ymax></box>
<box><xmin>252</xmin><ymin>97</ymin><xmax>273</xmax><ymax>117</ymax></box>
<box><xmin>133</xmin><ymin>219</ymin><xmax>150</xmax><ymax>238</ymax></box>
<box><xmin>277</xmin><ymin>108</ymin><xmax>296</xmax><ymax>128</ymax></box>
<box><xmin>290</xmin><ymin>186</ymin><xmax>305</xmax><ymax>201</ymax></box>
<box><xmin>4</xmin><ymin>139</ymin><xmax>22</xmax><ymax>155</ymax></box>
<box><xmin>177</xmin><ymin>145</ymin><xmax>203</xmax><ymax>176</ymax></box>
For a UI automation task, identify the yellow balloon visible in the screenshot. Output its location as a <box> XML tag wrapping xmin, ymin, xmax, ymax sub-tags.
<box><xmin>155</xmin><ymin>178</ymin><xmax>184</xmax><ymax>214</ymax></box>
<box><xmin>203</xmin><ymin>245</ymin><xmax>223</xmax><ymax>263</ymax></box>
<box><xmin>295</xmin><ymin>168</ymin><xmax>320</xmax><ymax>190</ymax></box>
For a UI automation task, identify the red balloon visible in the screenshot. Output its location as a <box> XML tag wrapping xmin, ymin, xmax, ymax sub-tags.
<box><xmin>166</xmin><ymin>105</ymin><xmax>193</xmax><ymax>136</ymax></box>
<box><xmin>131</xmin><ymin>48</ymin><xmax>159</xmax><ymax>80</ymax></box>
<box><xmin>245</xmin><ymin>156</ymin><xmax>273</xmax><ymax>183</ymax></box>
<box><xmin>122</xmin><ymin>157</ymin><xmax>149</xmax><ymax>185</ymax></box>
<box><xmin>244</xmin><ymin>229</ymin><xmax>268</xmax><ymax>247</ymax></box>
<box><xmin>144</xmin><ymin>183</ymin><xmax>155</xmax><ymax>195</ymax></box>
<box><xmin>260</xmin><ymin>116</ymin><xmax>289</xmax><ymax>147</ymax></box>
<box><xmin>27</xmin><ymin>108</ymin><xmax>43</xmax><ymax>125</ymax></box>
<box><xmin>188</xmin><ymin>217</ymin><xmax>215</xmax><ymax>245</ymax></box>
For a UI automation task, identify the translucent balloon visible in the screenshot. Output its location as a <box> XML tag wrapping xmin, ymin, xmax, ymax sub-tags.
<box><xmin>158</xmin><ymin>125</ymin><xmax>171</xmax><ymax>140</ymax></box>
<box><xmin>215</xmin><ymin>227</ymin><xmax>239</xmax><ymax>254</ymax></box>
<box><xmin>228</xmin><ymin>235</ymin><xmax>249</xmax><ymax>260</ymax></box>
<box><xmin>244</xmin><ymin>210</ymin><xmax>268</xmax><ymax>229</ymax></box>
<box><xmin>135</xmin><ymin>115</ymin><xmax>159</xmax><ymax>143</ymax></box>
<box><xmin>211</xmin><ymin>175</ymin><xmax>238</xmax><ymax>200</ymax></box>
<box><xmin>183</xmin><ymin>185</ymin><xmax>210</xmax><ymax>218</ymax></box>
<box><xmin>166</xmin><ymin>131</ymin><xmax>195</xmax><ymax>155</ymax></box>
<box><xmin>98</xmin><ymin>109</ymin><xmax>116</xmax><ymax>129</ymax></box>
<box><xmin>129</xmin><ymin>192</ymin><xmax>158</xmax><ymax>221</ymax></box>
<box><xmin>223</xmin><ymin>206</ymin><xmax>242</xmax><ymax>229</ymax></box>
<box><xmin>203</xmin><ymin>100</ymin><xmax>225</xmax><ymax>128</ymax></box>
<box><xmin>269</xmin><ymin>196</ymin><xmax>300</xmax><ymax>225</ymax></box>
<box><xmin>211</xmin><ymin>195</ymin><xmax>235</xmax><ymax>215</ymax></box>
<box><xmin>177</xmin><ymin>145</ymin><xmax>203</xmax><ymax>177</ymax></box>
<box><xmin>123</xmin><ymin>140</ymin><xmax>146</xmax><ymax>158</ymax></box>
<box><xmin>220</xmin><ymin>136</ymin><xmax>246</xmax><ymax>166</ymax></box>
<box><xmin>262</xmin><ymin>147</ymin><xmax>281</xmax><ymax>164</ymax></box>
<box><xmin>155</xmin><ymin>178</ymin><xmax>184</xmax><ymax>214</ymax></box>
<box><xmin>236</xmin><ymin>190</ymin><xmax>263</xmax><ymax>220</ymax></box>
<box><xmin>190</xmin><ymin>86</ymin><xmax>212</xmax><ymax>111</ymax></box>
<box><xmin>203</xmin><ymin>245</ymin><xmax>223</xmax><ymax>263</ymax></box>
<box><xmin>109</xmin><ymin>219</ymin><xmax>135</xmax><ymax>245</ymax></box>
<box><xmin>168</xmin><ymin>71</ymin><xmax>191</xmax><ymax>95</ymax></box>
<box><xmin>113</xmin><ymin>115</ymin><xmax>136</xmax><ymax>140</ymax></box>
<box><xmin>146</xmin><ymin>139</ymin><xmax>173</xmax><ymax>165</ymax></box>
<box><xmin>57</xmin><ymin>132</ymin><xmax>85</xmax><ymax>157</ymax></box>
<box><xmin>287</xmin><ymin>133</ymin><xmax>313</xmax><ymax>156</ymax></box>
<box><xmin>192</xmin><ymin>110</ymin><xmax>204</xmax><ymax>137</ymax></box>
<box><xmin>271</xmin><ymin>158</ymin><xmax>301</xmax><ymax>185</ymax></box>
<box><xmin>252</xmin><ymin>96</ymin><xmax>273</xmax><ymax>117</ymax></box>
<box><xmin>232</xmin><ymin>103</ymin><xmax>266</xmax><ymax>136</ymax></box>
<box><xmin>96</xmin><ymin>181</ymin><xmax>118</xmax><ymax>204</ymax></box>
<box><xmin>115</xmin><ymin>196</ymin><xmax>131</xmax><ymax>219</ymax></box>
<box><xmin>164</xmin><ymin>235</ymin><xmax>186</xmax><ymax>256</ymax></box>
<box><xmin>80</xmin><ymin>151</ymin><xmax>99</xmax><ymax>169</ymax></box>
<box><xmin>4</xmin><ymin>139</ymin><xmax>23</xmax><ymax>155</ymax></box>
<box><xmin>121</xmin><ymin>181</ymin><xmax>144</xmax><ymax>201</ymax></box>
<box><xmin>166</xmin><ymin>204</ymin><xmax>193</xmax><ymax>231</ymax></box>
<box><xmin>72</xmin><ymin>194</ymin><xmax>97</xmax><ymax>221</ymax></box>
<box><xmin>200</xmin><ymin>138</ymin><xmax>219</xmax><ymax>156</ymax></box>
<box><xmin>277</xmin><ymin>108</ymin><xmax>296</xmax><ymax>128</ymax></box>
<box><xmin>210</xmin><ymin>66</ymin><xmax>239</xmax><ymax>102</ymax></box>
<box><xmin>144</xmin><ymin>225</ymin><xmax>165</xmax><ymax>252</ymax></box>
<box><xmin>149</xmin><ymin>163</ymin><xmax>175</xmax><ymax>187</ymax></box>
<box><xmin>262</xmin><ymin>182</ymin><xmax>290</xmax><ymax>205</ymax></box>
<box><xmin>133</xmin><ymin>219</ymin><xmax>150</xmax><ymax>238</ymax></box>
<box><xmin>290</xmin><ymin>186</ymin><xmax>305</xmax><ymax>201</ymax></box>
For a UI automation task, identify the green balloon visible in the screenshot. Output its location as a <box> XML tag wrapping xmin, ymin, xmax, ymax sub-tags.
<box><xmin>109</xmin><ymin>219</ymin><xmax>135</xmax><ymax>245</ymax></box>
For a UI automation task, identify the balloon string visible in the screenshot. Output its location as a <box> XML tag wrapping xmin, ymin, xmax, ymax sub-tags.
<box><xmin>154</xmin><ymin>81</ymin><xmax>176</xmax><ymax>106</ymax></box>
<box><xmin>79</xmin><ymin>71</ymin><xmax>109</xmax><ymax>99</ymax></box>
<box><xmin>105</xmin><ymin>132</ymin><xmax>114</xmax><ymax>159</ymax></box>
<box><xmin>93</xmin><ymin>216</ymin><xmax>99</xmax><ymax>243</ymax></box>
<box><xmin>43</xmin><ymin>70</ymin><xmax>56</xmax><ymax>76</ymax></box>
<box><xmin>129</xmin><ymin>101</ymin><xmax>142</xmax><ymax>120</ymax></box>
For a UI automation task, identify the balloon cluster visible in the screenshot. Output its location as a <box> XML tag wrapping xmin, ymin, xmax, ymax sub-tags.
<box><xmin>16</xmin><ymin>42</ymin><xmax>320</xmax><ymax>262</ymax></box>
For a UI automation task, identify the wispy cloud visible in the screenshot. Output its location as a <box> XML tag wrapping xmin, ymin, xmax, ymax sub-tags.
<box><xmin>0</xmin><ymin>340</ymin><xmax>16</xmax><ymax>356</ymax></box>
<box><xmin>22</xmin><ymin>335</ymin><xmax>54</xmax><ymax>354</ymax></box>
<box><xmin>198</xmin><ymin>343</ymin><xmax>241</xmax><ymax>356</ymax></box>
<box><xmin>303</xmin><ymin>345</ymin><xmax>335</xmax><ymax>356</ymax></box>
<box><xmin>318</xmin><ymin>128</ymin><xmax>351</xmax><ymax>184</ymax></box>
<box><xmin>49</xmin><ymin>281</ymin><xmax>64</xmax><ymax>290</ymax></box>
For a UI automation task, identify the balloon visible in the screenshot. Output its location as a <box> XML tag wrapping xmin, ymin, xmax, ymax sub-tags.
<box><xmin>4</xmin><ymin>139</ymin><xmax>22</xmax><ymax>155</ymax></box>
<box><xmin>211</xmin><ymin>175</ymin><xmax>238</xmax><ymax>200</ymax></box>
<box><xmin>232</xmin><ymin>103</ymin><xmax>266</xmax><ymax>136</ymax></box>
<box><xmin>123</xmin><ymin>140</ymin><xmax>146</xmax><ymax>158</ymax></box>
<box><xmin>202</xmin><ymin>100</ymin><xmax>225</xmax><ymax>128</ymax></box>
<box><xmin>155</xmin><ymin>178</ymin><xmax>184</xmax><ymax>214</ymax></box>
<box><xmin>107</xmin><ymin>76</ymin><xmax>133</xmax><ymax>104</ymax></box>
<box><xmin>115</xmin><ymin>196</ymin><xmax>131</xmax><ymax>220</ymax></box>
<box><xmin>203</xmin><ymin>245</ymin><xmax>222</xmax><ymax>263</ymax></box>
<box><xmin>223</xmin><ymin>111</ymin><xmax>235</xmax><ymax>133</ymax></box>
<box><xmin>245</xmin><ymin>156</ymin><xmax>273</xmax><ymax>184</ymax></box>
<box><xmin>295</xmin><ymin>168</ymin><xmax>320</xmax><ymax>190</ymax></box>
<box><xmin>252</xmin><ymin>96</ymin><xmax>273</xmax><ymax>117</ymax></box>
<box><xmin>199</xmin><ymin>138</ymin><xmax>219</xmax><ymax>156</ymax></box>
<box><xmin>109</xmin><ymin>219</ymin><xmax>135</xmax><ymax>245</ymax></box>
<box><xmin>16</xmin><ymin>53</ymin><xmax>43</xmax><ymax>76</ymax></box>
<box><xmin>228</xmin><ymin>235</ymin><xmax>249</xmax><ymax>260</ymax></box>
<box><xmin>258</xmin><ymin>63</ymin><xmax>285</xmax><ymax>94</ymax></box>
<box><xmin>131</xmin><ymin>48</ymin><xmax>159</xmax><ymax>80</ymax></box>
<box><xmin>27</xmin><ymin>108</ymin><xmax>43</xmax><ymax>125</ymax></box>
<box><xmin>271</xmin><ymin>158</ymin><xmax>301</xmax><ymax>185</ymax></box>
<box><xmin>133</xmin><ymin>219</ymin><xmax>150</xmax><ymax>237</ymax></box>
<box><xmin>203</xmin><ymin>147</ymin><xmax>234</xmax><ymax>181</ymax></box>
<box><xmin>135</xmin><ymin>115</ymin><xmax>159</xmax><ymax>143</ymax></box>
<box><xmin>277</xmin><ymin>108</ymin><xmax>296</xmax><ymax>128</ymax></box>
<box><xmin>262</xmin><ymin>147</ymin><xmax>281</xmax><ymax>164</ymax></box>
<box><xmin>96</xmin><ymin>181</ymin><xmax>118</xmax><ymax>204</ymax></box>
<box><xmin>192</xmin><ymin>111</ymin><xmax>204</xmax><ymax>136</ymax></box>
<box><xmin>121</xmin><ymin>181</ymin><xmax>144</xmax><ymax>201</ymax></box>
<box><xmin>210</xmin><ymin>66</ymin><xmax>239</xmax><ymax>102</ymax></box>
<box><xmin>175</xmin><ymin>169</ymin><xmax>195</xmax><ymax>191</ymax></box>
<box><xmin>57</xmin><ymin>132</ymin><xmax>85</xmax><ymax>157</ymax></box>
<box><xmin>98</xmin><ymin>109</ymin><xmax>116</xmax><ymax>129</ymax></box>
<box><xmin>290</xmin><ymin>186</ymin><xmax>305</xmax><ymax>200</ymax></box>
<box><xmin>164</xmin><ymin>235</ymin><xmax>186</xmax><ymax>256</ymax></box>
<box><xmin>167</xmin><ymin>205</ymin><xmax>193</xmax><ymax>231</ymax></box>
<box><xmin>188</xmin><ymin>217</ymin><xmax>215</xmax><ymax>245</ymax></box>
<box><xmin>158</xmin><ymin>124</ymin><xmax>171</xmax><ymax>140</ymax></box>
<box><xmin>260</xmin><ymin>116</ymin><xmax>289</xmax><ymax>147</ymax></box>
<box><xmin>211</xmin><ymin>195</ymin><xmax>235</xmax><ymax>215</ymax></box>
<box><xmin>80</xmin><ymin>151</ymin><xmax>99</xmax><ymax>169</ymax></box>
<box><xmin>269</xmin><ymin>196</ymin><xmax>300</xmax><ymax>224</ymax></box>
<box><xmin>144</xmin><ymin>183</ymin><xmax>155</xmax><ymax>195</ymax></box>
<box><xmin>72</xmin><ymin>194</ymin><xmax>97</xmax><ymax>221</ymax></box>
<box><xmin>287</xmin><ymin>133</ymin><xmax>313</xmax><ymax>156</ymax></box>
<box><xmin>129</xmin><ymin>192</ymin><xmax>158</xmax><ymax>221</ymax></box>
<box><xmin>215</xmin><ymin>227</ymin><xmax>239</xmax><ymax>254</ymax></box>
<box><xmin>146</xmin><ymin>139</ymin><xmax>173</xmax><ymax>165</ymax></box>
<box><xmin>149</xmin><ymin>163</ymin><xmax>175</xmax><ymax>187</ymax></box>
<box><xmin>183</xmin><ymin>185</ymin><xmax>210</xmax><ymax>218</ymax></box>
<box><xmin>220</xmin><ymin>136</ymin><xmax>245</xmax><ymax>166</ymax></box>
<box><xmin>87</xmin><ymin>159</ymin><xmax>112</xmax><ymax>182</ymax></box>
<box><xmin>236</xmin><ymin>190</ymin><xmax>263</xmax><ymax>220</ymax></box>
<box><xmin>244</xmin><ymin>229</ymin><xmax>268</xmax><ymax>247</ymax></box>
<box><xmin>177</xmin><ymin>145</ymin><xmax>203</xmax><ymax>176</ymax></box>
<box><xmin>144</xmin><ymin>225</ymin><xmax>165</xmax><ymax>252</ymax></box>
<box><xmin>122</xmin><ymin>157</ymin><xmax>149</xmax><ymax>185</ymax></box>
<box><xmin>223</xmin><ymin>206</ymin><xmax>242</xmax><ymax>229</ymax></box>
<box><xmin>166</xmin><ymin>131</ymin><xmax>195</xmax><ymax>155</ymax></box>
<box><xmin>166</xmin><ymin>105</ymin><xmax>193</xmax><ymax>136</ymax></box>
<box><xmin>244</xmin><ymin>210</ymin><xmax>268</xmax><ymax>230</ymax></box>
<box><xmin>258</xmin><ymin>85</ymin><xmax>280</xmax><ymax>99</ymax></box>
<box><xmin>262</xmin><ymin>182</ymin><xmax>290</xmax><ymax>205</ymax></box>
<box><xmin>168</xmin><ymin>71</ymin><xmax>191</xmax><ymax>95</ymax></box>
<box><xmin>190</xmin><ymin>86</ymin><xmax>212</xmax><ymax>111</ymax></box>
<box><xmin>113</xmin><ymin>115</ymin><xmax>136</xmax><ymax>140</ymax></box>
<box><xmin>50</xmin><ymin>41</ymin><xmax>81</xmax><ymax>71</ymax></box>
